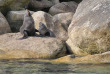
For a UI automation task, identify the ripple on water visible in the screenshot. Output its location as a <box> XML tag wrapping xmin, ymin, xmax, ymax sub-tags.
<box><xmin>0</xmin><ymin>59</ymin><xmax>110</xmax><ymax>74</ymax></box>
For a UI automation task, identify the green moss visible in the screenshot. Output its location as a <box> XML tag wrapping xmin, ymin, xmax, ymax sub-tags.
<box><xmin>78</xmin><ymin>28</ymin><xmax>110</xmax><ymax>55</ymax></box>
<box><xmin>79</xmin><ymin>41</ymin><xmax>104</xmax><ymax>55</ymax></box>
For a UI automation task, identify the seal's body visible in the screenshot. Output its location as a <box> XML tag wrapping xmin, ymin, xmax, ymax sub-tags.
<box><xmin>20</xmin><ymin>9</ymin><xmax>38</xmax><ymax>39</ymax></box>
<box><xmin>38</xmin><ymin>22</ymin><xmax>55</xmax><ymax>37</ymax></box>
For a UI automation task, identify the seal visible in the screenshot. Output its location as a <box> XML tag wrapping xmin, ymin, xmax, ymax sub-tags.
<box><xmin>38</xmin><ymin>22</ymin><xmax>55</xmax><ymax>37</ymax></box>
<box><xmin>19</xmin><ymin>9</ymin><xmax>39</xmax><ymax>39</ymax></box>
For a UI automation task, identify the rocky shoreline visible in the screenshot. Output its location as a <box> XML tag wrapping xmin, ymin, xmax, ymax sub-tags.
<box><xmin>0</xmin><ymin>0</ymin><xmax>110</xmax><ymax>64</ymax></box>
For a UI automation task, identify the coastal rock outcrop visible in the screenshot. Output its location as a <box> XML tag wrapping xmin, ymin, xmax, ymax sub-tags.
<box><xmin>0</xmin><ymin>33</ymin><xmax>66</xmax><ymax>59</ymax></box>
<box><xmin>67</xmin><ymin>0</ymin><xmax>110</xmax><ymax>56</ymax></box>
<box><xmin>50</xmin><ymin>51</ymin><xmax>110</xmax><ymax>64</ymax></box>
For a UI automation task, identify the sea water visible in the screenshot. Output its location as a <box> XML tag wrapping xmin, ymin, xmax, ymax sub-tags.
<box><xmin>0</xmin><ymin>59</ymin><xmax>110</xmax><ymax>74</ymax></box>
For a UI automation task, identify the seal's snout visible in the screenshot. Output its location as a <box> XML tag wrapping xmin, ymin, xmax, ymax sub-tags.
<box><xmin>26</xmin><ymin>9</ymin><xmax>31</xmax><ymax>16</ymax></box>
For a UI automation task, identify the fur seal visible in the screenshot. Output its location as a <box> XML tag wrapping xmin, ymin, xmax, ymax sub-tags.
<box><xmin>38</xmin><ymin>22</ymin><xmax>55</xmax><ymax>37</ymax></box>
<box><xmin>19</xmin><ymin>9</ymin><xmax>39</xmax><ymax>39</ymax></box>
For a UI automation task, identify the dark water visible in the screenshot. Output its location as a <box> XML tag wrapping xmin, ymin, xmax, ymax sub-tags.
<box><xmin>0</xmin><ymin>59</ymin><xmax>110</xmax><ymax>74</ymax></box>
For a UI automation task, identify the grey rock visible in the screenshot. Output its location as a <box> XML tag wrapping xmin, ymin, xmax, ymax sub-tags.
<box><xmin>52</xmin><ymin>12</ymin><xmax>74</xmax><ymax>41</ymax></box>
<box><xmin>0</xmin><ymin>12</ymin><xmax>11</xmax><ymax>34</ymax></box>
<box><xmin>0</xmin><ymin>0</ymin><xmax>30</xmax><ymax>15</ymax></box>
<box><xmin>49</xmin><ymin>1</ymin><xmax>78</xmax><ymax>15</ymax></box>
<box><xmin>67</xmin><ymin>0</ymin><xmax>110</xmax><ymax>56</ymax></box>
<box><xmin>7</xmin><ymin>10</ymin><xmax>34</xmax><ymax>32</ymax></box>
<box><xmin>0</xmin><ymin>33</ymin><xmax>66</xmax><ymax>59</ymax></box>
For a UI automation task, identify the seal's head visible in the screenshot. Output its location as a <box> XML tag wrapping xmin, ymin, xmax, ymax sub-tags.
<box><xmin>25</xmin><ymin>9</ymin><xmax>31</xmax><ymax>16</ymax></box>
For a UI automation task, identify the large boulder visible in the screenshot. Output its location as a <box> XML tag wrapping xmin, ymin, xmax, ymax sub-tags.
<box><xmin>49</xmin><ymin>1</ymin><xmax>78</xmax><ymax>15</ymax></box>
<box><xmin>0</xmin><ymin>12</ymin><xmax>11</xmax><ymax>34</ymax></box>
<box><xmin>52</xmin><ymin>12</ymin><xmax>74</xmax><ymax>41</ymax></box>
<box><xmin>0</xmin><ymin>0</ymin><xmax>30</xmax><ymax>15</ymax></box>
<box><xmin>67</xmin><ymin>0</ymin><xmax>110</xmax><ymax>56</ymax></box>
<box><xmin>7</xmin><ymin>10</ymin><xmax>34</xmax><ymax>32</ymax></box>
<box><xmin>0</xmin><ymin>33</ymin><xmax>66</xmax><ymax>59</ymax></box>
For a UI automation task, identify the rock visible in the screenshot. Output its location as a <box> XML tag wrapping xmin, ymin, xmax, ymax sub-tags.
<box><xmin>52</xmin><ymin>0</ymin><xmax>60</xmax><ymax>4</ymax></box>
<box><xmin>32</xmin><ymin>11</ymin><xmax>73</xmax><ymax>41</ymax></box>
<box><xmin>49</xmin><ymin>1</ymin><xmax>78</xmax><ymax>15</ymax></box>
<box><xmin>29</xmin><ymin>0</ymin><xmax>53</xmax><ymax>11</ymax></box>
<box><xmin>0</xmin><ymin>33</ymin><xmax>66</xmax><ymax>59</ymax></box>
<box><xmin>32</xmin><ymin>11</ymin><xmax>53</xmax><ymax>30</ymax></box>
<box><xmin>0</xmin><ymin>12</ymin><xmax>11</xmax><ymax>34</ymax></box>
<box><xmin>59</xmin><ymin>0</ymin><xmax>82</xmax><ymax>3</ymax></box>
<box><xmin>0</xmin><ymin>0</ymin><xmax>30</xmax><ymax>15</ymax></box>
<box><xmin>6</xmin><ymin>10</ymin><xmax>34</xmax><ymax>32</ymax></box>
<box><xmin>52</xmin><ymin>12</ymin><xmax>74</xmax><ymax>41</ymax></box>
<box><xmin>67</xmin><ymin>0</ymin><xmax>110</xmax><ymax>56</ymax></box>
<box><xmin>50</xmin><ymin>51</ymin><xmax>110</xmax><ymax>64</ymax></box>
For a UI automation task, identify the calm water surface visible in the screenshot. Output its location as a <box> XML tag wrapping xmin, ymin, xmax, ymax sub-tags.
<box><xmin>0</xmin><ymin>59</ymin><xmax>110</xmax><ymax>74</ymax></box>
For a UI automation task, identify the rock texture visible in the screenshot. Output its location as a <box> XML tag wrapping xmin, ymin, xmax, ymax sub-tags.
<box><xmin>7</xmin><ymin>10</ymin><xmax>34</xmax><ymax>32</ymax></box>
<box><xmin>59</xmin><ymin>0</ymin><xmax>82</xmax><ymax>3</ymax></box>
<box><xmin>49</xmin><ymin>1</ymin><xmax>78</xmax><ymax>15</ymax></box>
<box><xmin>52</xmin><ymin>12</ymin><xmax>74</xmax><ymax>41</ymax></box>
<box><xmin>52</xmin><ymin>0</ymin><xmax>60</xmax><ymax>4</ymax></box>
<box><xmin>67</xmin><ymin>0</ymin><xmax>110</xmax><ymax>56</ymax></box>
<box><xmin>0</xmin><ymin>12</ymin><xmax>11</xmax><ymax>34</ymax></box>
<box><xmin>29</xmin><ymin>0</ymin><xmax>53</xmax><ymax>11</ymax></box>
<box><xmin>0</xmin><ymin>33</ymin><xmax>66</xmax><ymax>59</ymax></box>
<box><xmin>32</xmin><ymin>11</ymin><xmax>74</xmax><ymax>41</ymax></box>
<box><xmin>32</xmin><ymin>11</ymin><xmax>53</xmax><ymax>30</ymax></box>
<box><xmin>50</xmin><ymin>51</ymin><xmax>110</xmax><ymax>64</ymax></box>
<box><xmin>0</xmin><ymin>0</ymin><xmax>30</xmax><ymax>15</ymax></box>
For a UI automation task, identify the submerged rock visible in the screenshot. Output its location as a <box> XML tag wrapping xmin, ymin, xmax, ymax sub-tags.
<box><xmin>67</xmin><ymin>0</ymin><xmax>110</xmax><ymax>56</ymax></box>
<box><xmin>0</xmin><ymin>33</ymin><xmax>66</xmax><ymax>59</ymax></box>
<box><xmin>0</xmin><ymin>12</ymin><xmax>11</xmax><ymax>34</ymax></box>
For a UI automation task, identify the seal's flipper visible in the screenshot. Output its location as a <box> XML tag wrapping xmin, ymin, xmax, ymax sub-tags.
<box><xmin>19</xmin><ymin>30</ymin><xmax>28</xmax><ymax>40</ymax></box>
<box><xmin>35</xmin><ymin>29</ymin><xmax>39</xmax><ymax>32</ymax></box>
<box><xmin>45</xmin><ymin>31</ymin><xmax>50</xmax><ymax>36</ymax></box>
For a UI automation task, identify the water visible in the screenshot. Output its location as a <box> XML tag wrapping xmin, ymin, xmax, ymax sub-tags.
<box><xmin>0</xmin><ymin>59</ymin><xmax>110</xmax><ymax>74</ymax></box>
